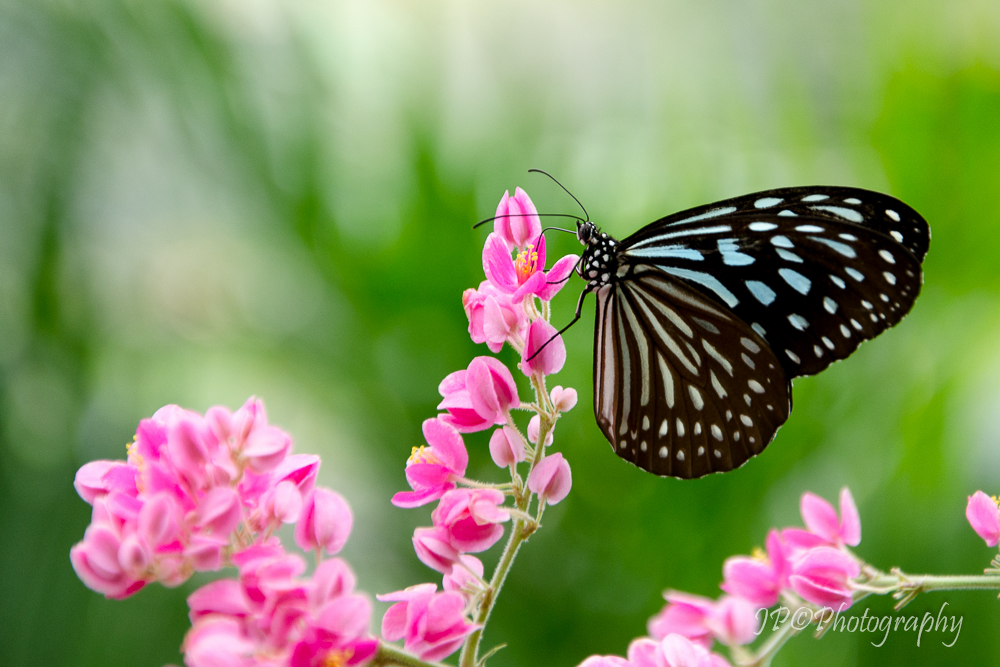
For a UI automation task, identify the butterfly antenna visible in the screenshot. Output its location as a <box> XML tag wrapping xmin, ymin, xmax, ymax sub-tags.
<box><xmin>472</xmin><ymin>212</ymin><xmax>584</xmax><ymax>230</ymax></box>
<box><xmin>528</xmin><ymin>168</ymin><xmax>589</xmax><ymax>222</ymax></box>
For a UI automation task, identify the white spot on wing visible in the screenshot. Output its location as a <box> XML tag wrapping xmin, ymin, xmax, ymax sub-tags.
<box><xmin>749</xmin><ymin>222</ymin><xmax>778</xmax><ymax>231</ymax></box>
<box><xmin>796</xmin><ymin>224</ymin><xmax>825</xmax><ymax>233</ymax></box>
<box><xmin>830</xmin><ymin>275</ymin><xmax>846</xmax><ymax>289</ymax></box>
<box><xmin>754</xmin><ymin>198</ymin><xmax>783</xmax><ymax>209</ymax></box>
<box><xmin>748</xmin><ymin>380</ymin><xmax>766</xmax><ymax>394</ymax></box>
<box><xmin>810</xmin><ymin>205</ymin><xmax>864</xmax><ymax>223</ymax></box>
<box><xmin>802</xmin><ymin>194</ymin><xmax>828</xmax><ymax>202</ymax></box>
<box><xmin>688</xmin><ymin>385</ymin><xmax>705</xmax><ymax>410</ymax></box>
<box><xmin>711</xmin><ymin>424</ymin><xmax>723</xmax><ymax>440</ymax></box>
<box><xmin>886</xmin><ymin>209</ymin><xmax>900</xmax><ymax>221</ymax></box>
<box><xmin>741</xmin><ymin>337</ymin><xmax>760</xmax><ymax>353</ymax></box>
<box><xmin>845</xmin><ymin>267</ymin><xmax>865</xmax><ymax>282</ymax></box>
<box><xmin>823</xmin><ymin>297</ymin><xmax>838</xmax><ymax>314</ymax></box>
<box><xmin>788</xmin><ymin>313</ymin><xmax>809</xmax><ymax>330</ymax></box>
<box><xmin>746</xmin><ymin>280</ymin><xmax>776</xmax><ymax>305</ymax></box>
<box><xmin>779</xmin><ymin>268</ymin><xmax>812</xmax><ymax>294</ymax></box>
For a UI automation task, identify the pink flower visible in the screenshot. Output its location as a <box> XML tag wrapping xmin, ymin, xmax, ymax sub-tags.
<box><xmin>966</xmin><ymin>491</ymin><xmax>1000</xmax><ymax>547</ymax></box>
<box><xmin>527</xmin><ymin>453</ymin><xmax>572</xmax><ymax>505</ymax></box>
<box><xmin>462</xmin><ymin>281</ymin><xmax>528</xmax><ymax>353</ymax></box>
<box><xmin>392</xmin><ymin>419</ymin><xmax>469</xmax><ymax>508</ymax></box>
<box><xmin>660</xmin><ymin>634</ymin><xmax>732</xmax><ymax>667</ymax></box>
<box><xmin>182</xmin><ymin>617</ymin><xmax>256</xmax><ymax>667</ymax></box>
<box><xmin>482</xmin><ymin>232</ymin><xmax>579</xmax><ymax>303</ymax></box>
<box><xmin>577</xmin><ymin>657</ymin><xmax>632</xmax><ymax>667</ymax></box>
<box><xmin>69</xmin><ymin>521</ymin><xmax>146</xmax><ymax>599</ymax></box>
<box><xmin>437</xmin><ymin>357</ymin><xmax>520</xmax><ymax>433</ymax></box>
<box><xmin>705</xmin><ymin>596</ymin><xmax>758</xmax><ymax>646</ymax></box>
<box><xmin>443</xmin><ymin>555</ymin><xmax>485</xmax><ymax>598</ymax></box>
<box><xmin>550</xmin><ymin>385</ymin><xmax>578</xmax><ymax>412</ymax></box>
<box><xmin>788</xmin><ymin>546</ymin><xmax>860</xmax><ymax>610</ymax></box>
<box><xmin>648</xmin><ymin>592</ymin><xmax>714</xmax><ymax>647</ymax></box>
<box><xmin>493</xmin><ymin>187</ymin><xmax>542</xmax><ymax>251</ymax></box>
<box><xmin>519</xmin><ymin>319</ymin><xmax>567</xmax><ymax>377</ymax></box>
<box><xmin>627</xmin><ymin>638</ymin><xmax>664</xmax><ymax>667</ymax></box>
<box><xmin>295</xmin><ymin>488</ymin><xmax>354</xmax><ymax>555</ymax></box>
<box><xmin>432</xmin><ymin>489</ymin><xmax>510</xmax><ymax>553</ymax></box>
<box><xmin>73</xmin><ymin>460</ymin><xmax>138</xmax><ymax>504</ymax></box>
<box><xmin>412</xmin><ymin>526</ymin><xmax>462</xmax><ymax>574</ymax></box>
<box><xmin>489</xmin><ymin>426</ymin><xmax>525</xmax><ymax>467</ymax></box>
<box><xmin>378</xmin><ymin>584</ymin><xmax>479</xmax><ymax>661</ymax></box>
<box><xmin>184</xmin><ymin>542</ymin><xmax>375</xmax><ymax>667</ymax></box>
<box><xmin>527</xmin><ymin>415</ymin><xmax>554</xmax><ymax>447</ymax></box>
<box><xmin>799</xmin><ymin>488</ymin><xmax>861</xmax><ymax>547</ymax></box>
<box><xmin>720</xmin><ymin>530</ymin><xmax>789</xmax><ymax>607</ymax></box>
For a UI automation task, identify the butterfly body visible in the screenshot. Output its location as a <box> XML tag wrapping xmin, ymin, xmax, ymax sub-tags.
<box><xmin>573</xmin><ymin>186</ymin><xmax>929</xmax><ymax>479</ymax></box>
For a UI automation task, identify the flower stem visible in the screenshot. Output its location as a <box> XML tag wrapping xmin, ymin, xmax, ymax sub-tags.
<box><xmin>372</xmin><ymin>641</ymin><xmax>444</xmax><ymax>667</ymax></box>
<box><xmin>459</xmin><ymin>396</ymin><xmax>556</xmax><ymax>667</ymax></box>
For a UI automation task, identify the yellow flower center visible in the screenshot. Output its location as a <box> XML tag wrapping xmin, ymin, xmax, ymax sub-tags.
<box><xmin>751</xmin><ymin>546</ymin><xmax>768</xmax><ymax>562</ymax></box>
<box><xmin>514</xmin><ymin>245</ymin><xmax>539</xmax><ymax>284</ymax></box>
<box><xmin>322</xmin><ymin>648</ymin><xmax>354</xmax><ymax>667</ymax></box>
<box><xmin>408</xmin><ymin>445</ymin><xmax>442</xmax><ymax>466</ymax></box>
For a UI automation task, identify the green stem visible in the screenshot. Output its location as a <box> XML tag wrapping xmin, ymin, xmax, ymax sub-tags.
<box><xmin>458</xmin><ymin>400</ymin><xmax>556</xmax><ymax>667</ymax></box>
<box><xmin>372</xmin><ymin>641</ymin><xmax>444</xmax><ymax>667</ymax></box>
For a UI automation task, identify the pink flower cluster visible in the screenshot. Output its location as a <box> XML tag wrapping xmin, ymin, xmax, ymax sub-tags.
<box><xmin>184</xmin><ymin>542</ymin><xmax>376</xmax><ymax>667</ymax></box>
<box><xmin>379</xmin><ymin>187</ymin><xmax>577</xmax><ymax>662</ymax></box>
<box><xmin>574</xmin><ymin>488</ymin><xmax>864</xmax><ymax>667</ymax></box>
<box><xmin>463</xmin><ymin>187</ymin><xmax>578</xmax><ymax>373</ymax></box>
<box><xmin>71</xmin><ymin>399</ymin><xmax>376</xmax><ymax>667</ymax></box>
<box><xmin>720</xmin><ymin>488</ymin><xmax>861</xmax><ymax>611</ymax></box>
<box><xmin>71</xmin><ymin>398</ymin><xmax>318</xmax><ymax>598</ymax></box>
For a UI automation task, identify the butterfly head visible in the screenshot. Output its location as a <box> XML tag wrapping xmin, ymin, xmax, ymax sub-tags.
<box><xmin>575</xmin><ymin>221</ymin><xmax>619</xmax><ymax>287</ymax></box>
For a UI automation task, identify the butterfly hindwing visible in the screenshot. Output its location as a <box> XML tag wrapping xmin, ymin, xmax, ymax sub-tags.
<box><xmin>593</xmin><ymin>271</ymin><xmax>791</xmax><ymax>478</ymax></box>
<box><xmin>619</xmin><ymin>212</ymin><xmax>924</xmax><ymax>378</ymax></box>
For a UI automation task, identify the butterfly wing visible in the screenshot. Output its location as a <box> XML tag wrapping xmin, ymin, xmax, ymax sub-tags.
<box><xmin>629</xmin><ymin>186</ymin><xmax>930</xmax><ymax>263</ymax></box>
<box><xmin>618</xmin><ymin>196</ymin><xmax>927</xmax><ymax>378</ymax></box>
<box><xmin>593</xmin><ymin>272</ymin><xmax>791</xmax><ymax>478</ymax></box>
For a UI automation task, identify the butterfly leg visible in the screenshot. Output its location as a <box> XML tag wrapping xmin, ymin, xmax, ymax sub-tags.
<box><xmin>526</xmin><ymin>286</ymin><xmax>592</xmax><ymax>362</ymax></box>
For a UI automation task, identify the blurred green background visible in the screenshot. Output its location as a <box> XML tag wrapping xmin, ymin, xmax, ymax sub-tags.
<box><xmin>2</xmin><ymin>0</ymin><xmax>1000</xmax><ymax>665</ymax></box>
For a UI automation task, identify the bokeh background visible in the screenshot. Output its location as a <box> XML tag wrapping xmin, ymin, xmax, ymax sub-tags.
<box><xmin>2</xmin><ymin>0</ymin><xmax>1000</xmax><ymax>665</ymax></box>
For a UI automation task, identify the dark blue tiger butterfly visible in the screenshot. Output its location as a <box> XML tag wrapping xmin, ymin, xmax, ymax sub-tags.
<box><xmin>533</xmin><ymin>182</ymin><xmax>929</xmax><ymax>479</ymax></box>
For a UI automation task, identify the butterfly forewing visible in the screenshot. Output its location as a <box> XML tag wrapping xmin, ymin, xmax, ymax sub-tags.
<box><xmin>630</xmin><ymin>186</ymin><xmax>930</xmax><ymax>263</ymax></box>
<box><xmin>619</xmin><ymin>203</ymin><xmax>925</xmax><ymax>378</ymax></box>
<box><xmin>594</xmin><ymin>270</ymin><xmax>791</xmax><ymax>478</ymax></box>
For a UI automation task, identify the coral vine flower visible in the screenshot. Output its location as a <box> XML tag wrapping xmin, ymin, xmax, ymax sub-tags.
<box><xmin>463</xmin><ymin>280</ymin><xmax>528</xmax><ymax>353</ymax></box>
<box><xmin>648</xmin><ymin>591</ymin><xmax>716</xmax><ymax>648</ymax></box>
<box><xmin>527</xmin><ymin>452</ymin><xmax>572</xmax><ymax>505</ymax></box>
<box><xmin>519</xmin><ymin>319</ymin><xmax>567</xmax><ymax>377</ymax></box>
<box><xmin>432</xmin><ymin>489</ymin><xmax>510</xmax><ymax>553</ymax></box>
<box><xmin>720</xmin><ymin>529</ymin><xmax>790</xmax><ymax>607</ymax></box>
<box><xmin>660</xmin><ymin>634</ymin><xmax>732</xmax><ymax>667</ymax></box>
<box><xmin>295</xmin><ymin>487</ymin><xmax>354</xmax><ymax>556</ymax></box>
<box><xmin>966</xmin><ymin>491</ymin><xmax>1000</xmax><ymax>547</ymax></box>
<box><xmin>378</xmin><ymin>584</ymin><xmax>479</xmax><ymax>661</ymax></box>
<box><xmin>799</xmin><ymin>487</ymin><xmax>861</xmax><ymax>547</ymax></box>
<box><xmin>412</xmin><ymin>526</ymin><xmax>462</xmax><ymax>574</ymax></box>
<box><xmin>437</xmin><ymin>357</ymin><xmax>520</xmax><ymax>433</ymax></box>
<box><xmin>489</xmin><ymin>426</ymin><xmax>525</xmax><ymax>467</ymax></box>
<box><xmin>494</xmin><ymin>187</ymin><xmax>542</xmax><ymax>251</ymax></box>
<box><xmin>392</xmin><ymin>419</ymin><xmax>469</xmax><ymax>508</ymax></box>
<box><xmin>788</xmin><ymin>546</ymin><xmax>860</xmax><ymax>610</ymax></box>
<box><xmin>482</xmin><ymin>232</ymin><xmax>579</xmax><ymax>304</ymax></box>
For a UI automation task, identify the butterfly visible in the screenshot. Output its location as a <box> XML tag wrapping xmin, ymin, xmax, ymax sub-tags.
<box><xmin>563</xmin><ymin>185</ymin><xmax>929</xmax><ymax>479</ymax></box>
